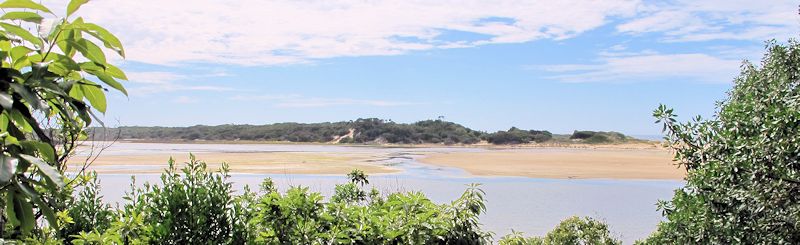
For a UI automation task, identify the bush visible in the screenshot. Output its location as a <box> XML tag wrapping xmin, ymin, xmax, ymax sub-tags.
<box><xmin>485</xmin><ymin>127</ymin><xmax>552</xmax><ymax>145</ymax></box>
<box><xmin>123</xmin><ymin>155</ymin><xmax>243</xmax><ymax>244</ymax></box>
<box><xmin>643</xmin><ymin>41</ymin><xmax>800</xmax><ymax>243</ymax></box>
<box><xmin>498</xmin><ymin>216</ymin><xmax>621</xmax><ymax>245</ymax></box>
<box><xmin>56</xmin><ymin>157</ymin><xmax>498</xmax><ymax>244</ymax></box>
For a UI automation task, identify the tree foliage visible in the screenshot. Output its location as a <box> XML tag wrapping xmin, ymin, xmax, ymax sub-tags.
<box><xmin>0</xmin><ymin>0</ymin><xmax>126</xmax><ymax>238</ymax></box>
<box><xmin>498</xmin><ymin>216</ymin><xmax>621</xmax><ymax>245</ymax></box>
<box><xmin>642</xmin><ymin>40</ymin><xmax>800</xmax><ymax>244</ymax></box>
<box><xmin>484</xmin><ymin>127</ymin><xmax>552</xmax><ymax>145</ymax></box>
<box><xmin>569</xmin><ymin>131</ymin><xmax>628</xmax><ymax>144</ymax></box>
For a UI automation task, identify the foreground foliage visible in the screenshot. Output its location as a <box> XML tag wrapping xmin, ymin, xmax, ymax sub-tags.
<box><xmin>498</xmin><ymin>216</ymin><xmax>621</xmax><ymax>245</ymax></box>
<box><xmin>643</xmin><ymin>40</ymin><xmax>800</xmax><ymax>244</ymax></box>
<box><xmin>0</xmin><ymin>0</ymin><xmax>127</xmax><ymax>238</ymax></box>
<box><xmin>8</xmin><ymin>155</ymin><xmax>619</xmax><ymax>244</ymax></box>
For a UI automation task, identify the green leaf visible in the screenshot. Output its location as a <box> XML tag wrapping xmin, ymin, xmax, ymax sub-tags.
<box><xmin>96</xmin><ymin>73</ymin><xmax>126</xmax><ymax>95</ymax></box>
<box><xmin>19</xmin><ymin>154</ymin><xmax>64</xmax><ymax>188</ymax></box>
<box><xmin>0</xmin><ymin>155</ymin><xmax>17</xmax><ymax>183</ymax></box>
<box><xmin>104</xmin><ymin>63</ymin><xmax>127</xmax><ymax>80</ymax></box>
<box><xmin>9</xmin><ymin>109</ymin><xmax>32</xmax><ymax>133</ymax></box>
<box><xmin>66</xmin><ymin>38</ymin><xmax>105</xmax><ymax>65</ymax></box>
<box><xmin>67</xmin><ymin>0</ymin><xmax>89</xmax><ymax>17</ymax></box>
<box><xmin>4</xmin><ymin>193</ymin><xmax>19</xmax><ymax>227</ymax></box>
<box><xmin>9</xmin><ymin>83</ymin><xmax>46</xmax><ymax>111</ymax></box>
<box><xmin>19</xmin><ymin>140</ymin><xmax>55</xmax><ymax>163</ymax></box>
<box><xmin>0</xmin><ymin>11</ymin><xmax>42</xmax><ymax>23</ymax></box>
<box><xmin>73</xmin><ymin>22</ymin><xmax>124</xmax><ymax>57</ymax></box>
<box><xmin>9</xmin><ymin>45</ymin><xmax>33</xmax><ymax>61</ymax></box>
<box><xmin>17</xmin><ymin>181</ymin><xmax>58</xmax><ymax>229</ymax></box>
<box><xmin>79</xmin><ymin>82</ymin><xmax>106</xmax><ymax>113</ymax></box>
<box><xmin>0</xmin><ymin>0</ymin><xmax>52</xmax><ymax>14</ymax></box>
<box><xmin>17</xmin><ymin>193</ymin><xmax>34</xmax><ymax>234</ymax></box>
<box><xmin>0</xmin><ymin>22</ymin><xmax>42</xmax><ymax>47</ymax></box>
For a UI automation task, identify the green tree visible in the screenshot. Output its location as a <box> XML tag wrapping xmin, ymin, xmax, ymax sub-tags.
<box><xmin>498</xmin><ymin>216</ymin><xmax>620</xmax><ymax>245</ymax></box>
<box><xmin>0</xmin><ymin>0</ymin><xmax>126</xmax><ymax>239</ymax></box>
<box><xmin>643</xmin><ymin>40</ymin><xmax>800</xmax><ymax>243</ymax></box>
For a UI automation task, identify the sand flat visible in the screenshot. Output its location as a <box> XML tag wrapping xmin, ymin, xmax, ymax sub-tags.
<box><xmin>419</xmin><ymin>148</ymin><xmax>685</xmax><ymax>180</ymax></box>
<box><xmin>67</xmin><ymin>152</ymin><xmax>399</xmax><ymax>175</ymax></box>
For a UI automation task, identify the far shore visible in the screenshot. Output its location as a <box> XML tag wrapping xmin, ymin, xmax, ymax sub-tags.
<box><xmin>104</xmin><ymin>139</ymin><xmax>665</xmax><ymax>150</ymax></box>
<box><xmin>70</xmin><ymin>141</ymin><xmax>683</xmax><ymax>180</ymax></box>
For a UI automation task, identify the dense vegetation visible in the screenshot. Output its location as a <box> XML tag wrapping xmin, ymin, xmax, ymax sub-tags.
<box><xmin>0</xmin><ymin>0</ymin><xmax>127</xmax><ymax>239</ymax></box>
<box><xmin>568</xmin><ymin>131</ymin><xmax>630</xmax><ymax>144</ymax></box>
<box><xmin>499</xmin><ymin>216</ymin><xmax>620</xmax><ymax>245</ymax></box>
<box><xmin>97</xmin><ymin>118</ymin><xmax>488</xmax><ymax>145</ymax></box>
<box><xmin>482</xmin><ymin>127</ymin><xmax>552</xmax><ymax>145</ymax></box>
<box><xmin>641</xmin><ymin>40</ymin><xmax>800</xmax><ymax>244</ymax></box>
<box><xmin>93</xmin><ymin>120</ymin><xmax>647</xmax><ymax>145</ymax></box>
<box><xmin>11</xmin><ymin>156</ymin><xmax>619</xmax><ymax>244</ymax></box>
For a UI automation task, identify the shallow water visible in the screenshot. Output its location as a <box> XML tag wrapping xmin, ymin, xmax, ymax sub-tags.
<box><xmin>84</xmin><ymin>142</ymin><xmax>682</xmax><ymax>244</ymax></box>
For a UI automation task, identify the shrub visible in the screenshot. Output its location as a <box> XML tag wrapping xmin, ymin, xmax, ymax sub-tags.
<box><xmin>643</xmin><ymin>40</ymin><xmax>800</xmax><ymax>243</ymax></box>
<box><xmin>498</xmin><ymin>216</ymin><xmax>620</xmax><ymax>245</ymax></box>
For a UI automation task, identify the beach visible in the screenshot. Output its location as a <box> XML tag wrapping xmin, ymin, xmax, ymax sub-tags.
<box><xmin>68</xmin><ymin>142</ymin><xmax>683</xmax><ymax>180</ymax></box>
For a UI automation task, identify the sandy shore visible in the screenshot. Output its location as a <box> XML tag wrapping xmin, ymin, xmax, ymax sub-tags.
<box><xmin>68</xmin><ymin>152</ymin><xmax>399</xmax><ymax>175</ymax></box>
<box><xmin>68</xmin><ymin>142</ymin><xmax>683</xmax><ymax>179</ymax></box>
<box><xmin>419</xmin><ymin>148</ymin><xmax>684</xmax><ymax>180</ymax></box>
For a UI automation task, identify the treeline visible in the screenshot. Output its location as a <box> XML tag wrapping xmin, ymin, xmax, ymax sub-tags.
<box><xmin>94</xmin><ymin>119</ymin><xmax>639</xmax><ymax>145</ymax></box>
<box><xmin>568</xmin><ymin>130</ymin><xmax>631</xmax><ymax>144</ymax></box>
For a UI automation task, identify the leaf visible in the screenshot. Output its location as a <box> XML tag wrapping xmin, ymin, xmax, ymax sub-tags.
<box><xmin>104</xmin><ymin>63</ymin><xmax>127</xmax><ymax>80</ymax></box>
<box><xmin>73</xmin><ymin>22</ymin><xmax>124</xmax><ymax>57</ymax></box>
<box><xmin>67</xmin><ymin>0</ymin><xmax>89</xmax><ymax>16</ymax></box>
<box><xmin>17</xmin><ymin>181</ymin><xmax>57</xmax><ymax>229</ymax></box>
<box><xmin>66</xmin><ymin>38</ymin><xmax>105</xmax><ymax>65</ymax></box>
<box><xmin>0</xmin><ymin>22</ymin><xmax>41</xmax><ymax>47</ymax></box>
<box><xmin>9</xmin><ymin>109</ymin><xmax>32</xmax><ymax>133</ymax></box>
<box><xmin>0</xmin><ymin>0</ymin><xmax>52</xmax><ymax>14</ymax></box>
<box><xmin>0</xmin><ymin>155</ymin><xmax>17</xmax><ymax>183</ymax></box>
<box><xmin>19</xmin><ymin>140</ymin><xmax>55</xmax><ymax>163</ymax></box>
<box><xmin>0</xmin><ymin>11</ymin><xmax>42</xmax><ymax>23</ymax></box>
<box><xmin>9</xmin><ymin>45</ymin><xmax>33</xmax><ymax>61</ymax></box>
<box><xmin>9</xmin><ymin>83</ymin><xmax>46</xmax><ymax>111</ymax></box>
<box><xmin>0</xmin><ymin>92</ymin><xmax>12</xmax><ymax>110</ymax></box>
<box><xmin>4</xmin><ymin>193</ymin><xmax>19</xmax><ymax>227</ymax></box>
<box><xmin>79</xmin><ymin>82</ymin><xmax>106</xmax><ymax>113</ymax></box>
<box><xmin>96</xmin><ymin>73</ymin><xmax>126</xmax><ymax>95</ymax></box>
<box><xmin>19</xmin><ymin>154</ymin><xmax>64</xmax><ymax>188</ymax></box>
<box><xmin>17</xmin><ymin>193</ymin><xmax>34</xmax><ymax>234</ymax></box>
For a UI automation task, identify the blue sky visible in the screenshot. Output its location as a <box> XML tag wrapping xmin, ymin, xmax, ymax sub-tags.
<box><xmin>66</xmin><ymin>0</ymin><xmax>798</xmax><ymax>135</ymax></box>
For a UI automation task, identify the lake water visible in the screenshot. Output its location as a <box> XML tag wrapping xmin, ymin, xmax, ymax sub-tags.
<box><xmin>82</xmin><ymin>142</ymin><xmax>682</xmax><ymax>244</ymax></box>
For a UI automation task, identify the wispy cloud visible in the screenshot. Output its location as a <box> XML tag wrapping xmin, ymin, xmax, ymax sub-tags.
<box><xmin>231</xmin><ymin>94</ymin><xmax>422</xmax><ymax>108</ymax></box>
<box><xmin>126</xmin><ymin>71</ymin><xmax>235</xmax><ymax>95</ymax></box>
<box><xmin>66</xmin><ymin>0</ymin><xmax>639</xmax><ymax>66</ymax></box>
<box><xmin>617</xmin><ymin>0</ymin><xmax>799</xmax><ymax>42</ymax></box>
<box><xmin>537</xmin><ymin>50</ymin><xmax>742</xmax><ymax>83</ymax></box>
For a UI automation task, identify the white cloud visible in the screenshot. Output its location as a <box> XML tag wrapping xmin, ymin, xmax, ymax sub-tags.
<box><xmin>538</xmin><ymin>52</ymin><xmax>742</xmax><ymax>83</ymax></box>
<box><xmin>231</xmin><ymin>94</ymin><xmax>421</xmax><ymax>108</ymax></box>
<box><xmin>126</xmin><ymin>71</ymin><xmax>234</xmax><ymax>95</ymax></box>
<box><xmin>59</xmin><ymin>0</ymin><xmax>639</xmax><ymax>66</ymax></box>
<box><xmin>618</xmin><ymin>0</ymin><xmax>799</xmax><ymax>42</ymax></box>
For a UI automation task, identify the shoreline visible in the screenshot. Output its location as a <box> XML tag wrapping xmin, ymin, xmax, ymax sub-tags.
<box><xmin>100</xmin><ymin>139</ymin><xmax>665</xmax><ymax>150</ymax></box>
<box><xmin>71</xmin><ymin>141</ymin><xmax>682</xmax><ymax>180</ymax></box>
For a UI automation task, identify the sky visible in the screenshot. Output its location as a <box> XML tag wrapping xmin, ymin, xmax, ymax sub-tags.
<box><xmin>49</xmin><ymin>0</ymin><xmax>800</xmax><ymax>135</ymax></box>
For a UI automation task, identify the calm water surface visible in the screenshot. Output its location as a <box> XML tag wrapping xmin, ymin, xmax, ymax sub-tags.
<box><xmin>86</xmin><ymin>142</ymin><xmax>682</xmax><ymax>244</ymax></box>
